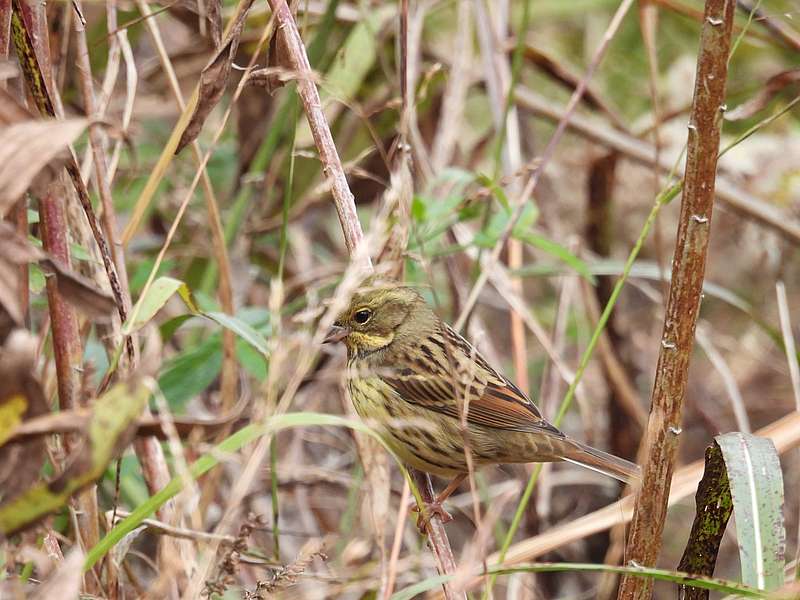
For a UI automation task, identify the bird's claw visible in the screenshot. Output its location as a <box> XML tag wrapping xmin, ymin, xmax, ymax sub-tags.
<box><xmin>410</xmin><ymin>499</ymin><xmax>453</xmax><ymax>533</ymax></box>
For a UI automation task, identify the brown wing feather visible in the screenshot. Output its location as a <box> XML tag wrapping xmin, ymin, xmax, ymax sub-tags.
<box><xmin>383</xmin><ymin>322</ymin><xmax>563</xmax><ymax>437</ymax></box>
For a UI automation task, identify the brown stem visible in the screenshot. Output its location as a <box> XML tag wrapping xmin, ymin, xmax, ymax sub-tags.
<box><xmin>39</xmin><ymin>183</ymin><xmax>101</xmax><ymax>594</ymax></box>
<box><xmin>267</xmin><ymin>0</ymin><xmax>363</xmax><ymax>256</ymax></box>
<box><xmin>617</xmin><ymin>1</ymin><xmax>735</xmax><ymax>598</ymax></box>
<box><xmin>411</xmin><ymin>469</ymin><xmax>461</xmax><ymax>600</ymax></box>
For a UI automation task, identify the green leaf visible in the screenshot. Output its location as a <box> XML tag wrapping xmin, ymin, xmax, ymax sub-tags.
<box><xmin>159</xmin><ymin>314</ymin><xmax>194</xmax><ymax>341</ymax></box>
<box><xmin>28</xmin><ymin>263</ymin><xmax>45</xmax><ymax>294</ymax></box>
<box><xmin>715</xmin><ymin>432</ymin><xmax>785</xmax><ymax>591</ymax></box>
<box><xmin>513</xmin><ymin>231</ymin><xmax>594</xmax><ymax>283</ymax></box>
<box><xmin>204</xmin><ymin>311</ymin><xmax>269</xmax><ymax>357</ymax></box>
<box><xmin>236</xmin><ymin>339</ymin><xmax>267</xmax><ymax>381</ymax></box>
<box><xmin>129</xmin><ymin>258</ymin><xmax>176</xmax><ymax>294</ymax></box>
<box><xmin>472</xmin><ymin>203</ymin><xmax>539</xmax><ymax>249</ymax></box>
<box><xmin>158</xmin><ymin>339</ymin><xmax>222</xmax><ymax>411</ymax></box>
<box><xmin>128</xmin><ymin>277</ymin><xmax>268</xmax><ymax>358</ymax></box>
<box><xmin>0</xmin><ymin>394</ymin><xmax>27</xmax><ymax>447</ymax></box>
<box><xmin>411</xmin><ymin>195</ymin><xmax>427</xmax><ymax>222</ymax></box>
<box><xmin>475</xmin><ymin>173</ymin><xmax>511</xmax><ymax>210</ymax></box>
<box><xmin>123</xmin><ymin>277</ymin><xmax>190</xmax><ymax>335</ymax></box>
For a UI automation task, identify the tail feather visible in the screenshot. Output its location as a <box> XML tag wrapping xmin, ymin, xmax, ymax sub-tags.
<box><xmin>562</xmin><ymin>441</ymin><xmax>641</xmax><ymax>484</ymax></box>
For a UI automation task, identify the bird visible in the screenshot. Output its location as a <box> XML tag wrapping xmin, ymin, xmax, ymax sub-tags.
<box><xmin>324</xmin><ymin>283</ymin><xmax>640</xmax><ymax>525</ymax></box>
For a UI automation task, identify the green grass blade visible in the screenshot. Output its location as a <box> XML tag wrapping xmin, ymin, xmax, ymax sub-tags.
<box><xmin>391</xmin><ymin>562</ymin><xmax>767</xmax><ymax>600</ymax></box>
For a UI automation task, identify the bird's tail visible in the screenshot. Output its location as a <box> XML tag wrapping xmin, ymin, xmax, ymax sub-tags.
<box><xmin>561</xmin><ymin>440</ymin><xmax>641</xmax><ymax>484</ymax></box>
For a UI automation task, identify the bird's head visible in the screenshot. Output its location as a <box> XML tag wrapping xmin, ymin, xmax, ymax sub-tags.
<box><xmin>324</xmin><ymin>284</ymin><xmax>429</xmax><ymax>356</ymax></box>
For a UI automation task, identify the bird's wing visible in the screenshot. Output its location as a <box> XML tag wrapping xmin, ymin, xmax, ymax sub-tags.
<box><xmin>382</xmin><ymin>323</ymin><xmax>563</xmax><ymax>436</ymax></box>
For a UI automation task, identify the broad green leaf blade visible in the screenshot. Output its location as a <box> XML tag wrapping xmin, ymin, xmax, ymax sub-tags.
<box><xmin>123</xmin><ymin>277</ymin><xmax>191</xmax><ymax>334</ymax></box>
<box><xmin>158</xmin><ymin>338</ymin><xmax>223</xmax><ymax>411</ymax></box>
<box><xmin>204</xmin><ymin>311</ymin><xmax>269</xmax><ymax>357</ymax></box>
<box><xmin>0</xmin><ymin>381</ymin><xmax>149</xmax><ymax>535</ymax></box>
<box><xmin>716</xmin><ymin>432</ymin><xmax>785</xmax><ymax>591</ymax></box>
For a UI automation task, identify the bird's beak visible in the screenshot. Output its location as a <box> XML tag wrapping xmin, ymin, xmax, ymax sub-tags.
<box><xmin>323</xmin><ymin>325</ymin><xmax>351</xmax><ymax>344</ymax></box>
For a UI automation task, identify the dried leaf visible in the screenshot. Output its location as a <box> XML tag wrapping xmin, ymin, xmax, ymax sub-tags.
<box><xmin>205</xmin><ymin>0</ymin><xmax>222</xmax><ymax>47</ymax></box>
<box><xmin>176</xmin><ymin>0</ymin><xmax>255</xmax><ymax>154</ymax></box>
<box><xmin>726</xmin><ymin>68</ymin><xmax>800</xmax><ymax>121</ymax></box>
<box><xmin>39</xmin><ymin>258</ymin><xmax>116</xmax><ymax>321</ymax></box>
<box><xmin>677</xmin><ymin>442</ymin><xmax>734</xmax><ymax>600</ymax></box>
<box><xmin>263</xmin><ymin>27</ymin><xmax>292</xmax><ymax>94</ymax></box>
<box><xmin>170</xmin><ymin>0</ymin><xmax>222</xmax><ymax>45</ymax></box>
<box><xmin>0</xmin><ymin>94</ymin><xmax>86</xmax><ymax>215</ymax></box>
<box><xmin>0</xmin><ymin>86</ymin><xmax>33</xmax><ymax>125</ymax></box>
<box><xmin>0</xmin><ymin>222</ymin><xmax>115</xmax><ymax>324</ymax></box>
<box><xmin>253</xmin><ymin>538</ymin><xmax>327</xmax><ymax>595</ymax></box>
<box><xmin>0</xmin><ymin>258</ymin><xmax>25</xmax><ymax>339</ymax></box>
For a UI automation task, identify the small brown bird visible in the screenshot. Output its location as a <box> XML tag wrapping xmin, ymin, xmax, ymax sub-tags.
<box><xmin>325</xmin><ymin>284</ymin><xmax>639</xmax><ymax>522</ymax></box>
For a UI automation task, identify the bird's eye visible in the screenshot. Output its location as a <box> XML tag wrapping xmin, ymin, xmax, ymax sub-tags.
<box><xmin>353</xmin><ymin>309</ymin><xmax>372</xmax><ymax>325</ymax></box>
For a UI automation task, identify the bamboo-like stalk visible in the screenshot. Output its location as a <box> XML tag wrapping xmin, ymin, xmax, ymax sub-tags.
<box><xmin>39</xmin><ymin>184</ymin><xmax>102</xmax><ymax>594</ymax></box>
<box><xmin>264</xmin><ymin>1</ymin><xmax>462</xmax><ymax>596</ymax></box>
<box><xmin>617</xmin><ymin>1</ymin><xmax>735</xmax><ymax>598</ymax></box>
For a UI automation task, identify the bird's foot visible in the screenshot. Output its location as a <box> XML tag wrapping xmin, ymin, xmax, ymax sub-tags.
<box><xmin>410</xmin><ymin>499</ymin><xmax>453</xmax><ymax>533</ymax></box>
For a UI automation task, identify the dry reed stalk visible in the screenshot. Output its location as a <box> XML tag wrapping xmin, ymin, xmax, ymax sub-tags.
<box><xmin>618</xmin><ymin>1</ymin><xmax>735</xmax><ymax>597</ymax></box>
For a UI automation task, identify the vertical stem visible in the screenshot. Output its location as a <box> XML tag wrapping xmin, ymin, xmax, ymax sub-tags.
<box><xmin>617</xmin><ymin>1</ymin><xmax>735</xmax><ymax>598</ymax></box>
<box><xmin>39</xmin><ymin>185</ymin><xmax>101</xmax><ymax>593</ymax></box>
<box><xmin>411</xmin><ymin>469</ymin><xmax>461</xmax><ymax>600</ymax></box>
<box><xmin>267</xmin><ymin>0</ymin><xmax>363</xmax><ymax>257</ymax></box>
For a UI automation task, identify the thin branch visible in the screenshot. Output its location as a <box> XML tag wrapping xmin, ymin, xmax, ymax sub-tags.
<box><xmin>267</xmin><ymin>0</ymin><xmax>363</xmax><ymax>257</ymax></box>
